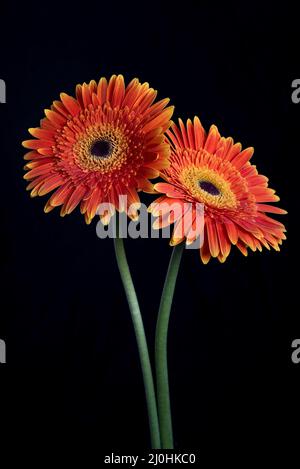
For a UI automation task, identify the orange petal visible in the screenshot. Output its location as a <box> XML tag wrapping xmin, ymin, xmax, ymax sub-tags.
<box><xmin>97</xmin><ymin>77</ymin><xmax>108</xmax><ymax>105</ymax></box>
<box><xmin>82</xmin><ymin>82</ymin><xmax>92</xmax><ymax>107</ymax></box>
<box><xmin>37</xmin><ymin>148</ymin><xmax>54</xmax><ymax>156</ymax></box>
<box><xmin>60</xmin><ymin>93</ymin><xmax>81</xmax><ymax>116</ymax></box>
<box><xmin>205</xmin><ymin>217</ymin><xmax>220</xmax><ymax>257</ymax></box>
<box><xmin>38</xmin><ymin>174</ymin><xmax>64</xmax><ymax>196</ymax></box>
<box><xmin>193</xmin><ymin>116</ymin><xmax>205</xmax><ymax>149</ymax></box>
<box><xmin>24</xmin><ymin>151</ymin><xmax>44</xmax><ymax>161</ymax></box>
<box><xmin>200</xmin><ymin>237</ymin><xmax>211</xmax><ymax>264</ymax></box>
<box><xmin>178</xmin><ymin>119</ymin><xmax>189</xmax><ymax>148</ymax></box>
<box><xmin>223</xmin><ymin>218</ymin><xmax>238</xmax><ymax>245</ymax></box>
<box><xmin>216</xmin><ymin>222</ymin><xmax>231</xmax><ymax>258</ymax></box>
<box><xmin>22</xmin><ymin>139</ymin><xmax>53</xmax><ymax>150</ymax></box>
<box><xmin>52</xmin><ymin>100</ymin><xmax>69</xmax><ymax>118</ymax></box>
<box><xmin>257</xmin><ymin>204</ymin><xmax>287</xmax><ymax>215</ymax></box>
<box><xmin>154</xmin><ymin>183</ymin><xmax>186</xmax><ymax>198</ymax></box>
<box><xmin>138</xmin><ymin>167</ymin><xmax>159</xmax><ymax>179</ymax></box>
<box><xmin>63</xmin><ymin>185</ymin><xmax>87</xmax><ymax>215</ymax></box>
<box><xmin>122</xmin><ymin>78</ymin><xmax>140</xmax><ymax>109</ymax></box>
<box><xmin>28</xmin><ymin>128</ymin><xmax>55</xmax><ymax>140</ymax></box>
<box><xmin>143</xmin><ymin>107</ymin><xmax>174</xmax><ymax>133</ymax></box>
<box><xmin>23</xmin><ymin>163</ymin><xmax>54</xmax><ymax>180</ymax></box>
<box><xmin>107</xmin><ymin>75</ymin><xmax>117</xmax><ymax>104</ymax></box>
<box><xmin>136</xmin><ymin>178</ymin><xmax>155</xmax><ymax>193</ymax></box>
<box><xmin>204</xmin><ymin>125</ymin><xmax>220</xmax><ymax>154</ymax></box>
<box><xmin>236</xmin><ymin>241</ymin><xmax>248</xmax><ymax>256</ymax></box>
<box><xmin>231</xmin><ymin>147</ymin><xmax>254</xmax><ymax>170</ymax></box>
<box><xmin>44</xmin><ymin>109</ymin><xmax>66</xmax><ymax>127</ymax></box>
<box><xmin>48</xmin><ymin>183</ymin><xmax>73</xmax><ymax>207</ymax></box>
<box><xmin>167</xmin><ymin>123</ymin><xmax>184</xmax><ymax>148</ymax></box>
<box><xmin>111</xmin><ymin>75</ymin><xmax>125</xmax><ymax>108</ymax></box>
<box><xmin>186</xmin><ymin>119</ymin><xmax>195</xmax><ymax>149</ymax></box>
<box><xmin>225</xmin><ymin>142</ymin><xmax>242</xmax><ymax>162</ymax></box>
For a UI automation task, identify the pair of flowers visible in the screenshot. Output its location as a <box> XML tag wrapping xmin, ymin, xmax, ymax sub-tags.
<box><xmin>22</xmin><ymin>74</ymin><xmax>286</xmax><ymax>262</ymax></box>
<box><xmin>22</xmin><ymin>74</ymin><xmax>287</xmax><ymax>449</ymax></box>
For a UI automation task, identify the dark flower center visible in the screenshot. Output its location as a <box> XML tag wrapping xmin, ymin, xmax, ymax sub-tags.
<box><xmin>199</xmin><ymin>180</ymin><xmax>220</xmax><ymax>196</ymax></box>
<box><xmin>91</xmin><ymin>139</ymin><xmax>113</xmax><ymax>158</ymax></box>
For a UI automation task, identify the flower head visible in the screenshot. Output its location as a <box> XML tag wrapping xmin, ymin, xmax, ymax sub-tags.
<box><xmin>23</xmin><ymin>75</ymin><xmax>174</xmax><ymax>223</ymax></box>
<box><xmin>149</xmin><ymin>117</ymin><xmax>287</xmax><ymax>263</ymax></box>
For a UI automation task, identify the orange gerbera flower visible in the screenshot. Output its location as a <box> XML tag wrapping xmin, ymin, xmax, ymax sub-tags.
<box><xmin>149</xmin><ymin>117</ymin><xmax>287</xmax><ymax>263</ymax></box>
<box><xmin>23</xmin><ymin>75</ymin><xmax>174</xmax><ymax>224</ymax></box>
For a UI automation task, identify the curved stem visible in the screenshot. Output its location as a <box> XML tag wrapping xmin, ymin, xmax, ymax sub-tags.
<box><xmin>113</xmin><ymin>218</ymin><xmax>161</xmax><ymax>449</ymax></box>
<box><xmin>155</xmin><ymin>243</ymin><xmax>184</xmax><ymax>449</ymax></box>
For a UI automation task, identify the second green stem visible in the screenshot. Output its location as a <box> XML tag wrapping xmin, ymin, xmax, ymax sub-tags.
<box><xmin>155</xmin><ymin>243</ymin><xmax>184</xmax><ymax>449</ymax></box>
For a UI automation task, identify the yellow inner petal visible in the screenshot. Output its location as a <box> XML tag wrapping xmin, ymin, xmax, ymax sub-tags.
<box><xmin>180</xmin><ymin>165</ymin><xmax>237</xmax><ymax>209</ymax></box>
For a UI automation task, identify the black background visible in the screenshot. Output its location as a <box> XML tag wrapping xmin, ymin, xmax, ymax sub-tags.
<box><xmin>0</xmin><ymin>0</ymin><xmax>297</xmax><ymax>464</ymax></box>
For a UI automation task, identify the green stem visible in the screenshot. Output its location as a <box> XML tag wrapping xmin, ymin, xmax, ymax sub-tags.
<box><xmin>113</xmin><ymin>218</ymin><xmax>161</xmax><ymax>449</ymax></box>
<box><xmin>155</xmin><ymin>243</ymin><xmax>184</xmax><ymax>449</ymax></box>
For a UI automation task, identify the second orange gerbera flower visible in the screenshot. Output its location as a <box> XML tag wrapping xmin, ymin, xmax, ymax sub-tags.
<box><xmin>23</xmin><ymin>75</ymin><xmax>174</xmax><ymax>223</ymax></box>
<box><xmin>150</xmin><ymin>118</ymin><xmax>287</xmax><ymax>263</ymax></box>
